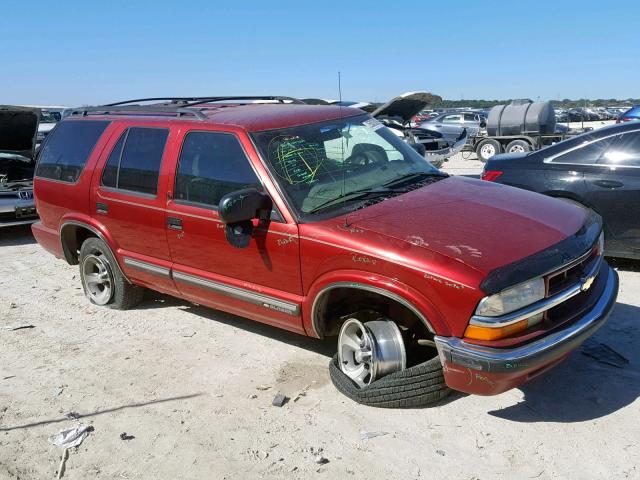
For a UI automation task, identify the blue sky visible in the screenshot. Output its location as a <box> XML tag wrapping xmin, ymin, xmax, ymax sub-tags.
<box><xmin>1</xmin><ymin>0</ymin><xmax>638</xmax><ymax>105</ymax></box>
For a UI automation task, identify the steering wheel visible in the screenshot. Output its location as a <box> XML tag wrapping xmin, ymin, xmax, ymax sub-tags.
<box><xmin>344</xmin><ymin>147</ymin><xmax>389</xmax><ymax>169</ymax></box>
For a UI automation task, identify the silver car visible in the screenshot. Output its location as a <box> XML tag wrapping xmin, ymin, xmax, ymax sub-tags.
<box><xmin>418</xmin><ymin>111</ymin><xmax>484</xmax><ymax>144</ymax></box>
<box><xmin>0</xmin><ymin>106</ymin><xmax>39</xmax><ymax>227</ymax></box>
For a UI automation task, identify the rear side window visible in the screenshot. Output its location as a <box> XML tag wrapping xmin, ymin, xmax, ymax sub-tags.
<box><xmin>36</xmin><ymin>121</ymin><xmax>109</xmax><ymax>182</ymax></box>
<box><xmin>598</xmin><ymin>131</ymin><xmax>640</xmax><ymax>167</ymax></box>
<box><xmin>100</xmin><ymin>127</ymin><xmax>169</xmax><ymax>195</ymax></box>
<box><xmin>551</xmin><ymin>137</ymin><xmax>614</xmax><ymax>165</ymax></box>
<box><xmin>174</xmin><ymin>132</ymin><xmax>260</xmax><ymax>207</ymax></box>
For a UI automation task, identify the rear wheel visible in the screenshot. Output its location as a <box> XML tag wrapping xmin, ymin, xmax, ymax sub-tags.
<box><xmin>79</xmin><ymin>237</ymin><xmax>144</xmax><ymax>310</ymax></box>
<box><xmin>505</xmin><ymin>139</ymin><xmax>532</xmax><ymax>154</ymax></box>
<box><xmin>476</xmin><ymin>139</ymin><xmax>501</xmax><ymax>162</ymax></box>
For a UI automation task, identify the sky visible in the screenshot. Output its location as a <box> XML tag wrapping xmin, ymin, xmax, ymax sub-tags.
<box><xmin>1</xmin><ymin>0</ymin><xmax>638</xmax><ymax>105</ymax></box>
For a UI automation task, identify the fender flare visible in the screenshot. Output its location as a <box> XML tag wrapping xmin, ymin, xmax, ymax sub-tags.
<box><xmin>303</xmin><ymin>271</ymin><xmax>449</xmax><ymax>338</ymax></box>
<box><xmin>59</xmin><ymin>217</ymin><xmax>131</xmax><ymax>283</ymax></box>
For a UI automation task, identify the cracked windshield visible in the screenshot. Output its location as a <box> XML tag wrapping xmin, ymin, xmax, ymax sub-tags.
<box><xmin>252</xmin><ymin>114</ymin><xmax>443</xmax><ymax>216</ymax></box>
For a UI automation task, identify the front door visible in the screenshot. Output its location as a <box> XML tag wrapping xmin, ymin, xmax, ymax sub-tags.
<box><xmin>165</xmin><ymin>129</ymin><xmax>304</xmax><ymax>333</ymax></box>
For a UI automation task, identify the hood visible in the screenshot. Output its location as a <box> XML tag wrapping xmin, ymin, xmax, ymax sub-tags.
<box><xmin>0</xmin><ymin>106</ymin><xmax>40</xmax><ymax>161</ymax></box>
<box><xmin>0</xmin><ymin>106</ymin><xmax>39</xmax><ymax>184</ymax></box>
<box><xmin>343</xmin><ymin>176</ymin><xmax>586</xmax><ymax>277</ymax></box>
<box><xmin>371</xmin><ymin>92</ymin><xmax>442</xmax><ymax>124</ymax></box>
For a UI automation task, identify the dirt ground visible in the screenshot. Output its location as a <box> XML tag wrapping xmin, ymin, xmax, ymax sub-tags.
<box><xmin>1</xmin><ymin>130</ymin><xmax>639</xmax><ymax>479</ymax></box>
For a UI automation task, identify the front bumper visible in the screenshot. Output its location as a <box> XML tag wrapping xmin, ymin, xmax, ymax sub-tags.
<box><xmin>0</xmin><ymin>194</ymin><xmax>37</xmax><ymax>227</ymax></box>
<box><xmin>434</xmin><ymin>264</ymin><xmax>619</xmax><ymax>395</ymax></box>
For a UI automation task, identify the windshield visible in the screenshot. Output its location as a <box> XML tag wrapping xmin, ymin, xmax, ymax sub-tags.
<box><xmin>252</xmin><ymin>114</ymin><xmax>442</xmax><ymax>220</ymax></box>
<box><xmin>40</xmin><ymin>111</ymin><xmax>61</xmax><ymax>123</ymax></box>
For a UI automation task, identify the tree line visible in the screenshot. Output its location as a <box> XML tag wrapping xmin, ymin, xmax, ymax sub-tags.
<box><xmin>430</xmin><ymin>98</ymin><xmax>639</xmax><ymax>108</ymax></box>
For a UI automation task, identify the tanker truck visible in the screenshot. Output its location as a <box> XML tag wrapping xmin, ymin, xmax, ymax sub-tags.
<box><xmin>469</xmin><ymin>100</ymin><xmax>589</xmax><ymax>161</ymax></box>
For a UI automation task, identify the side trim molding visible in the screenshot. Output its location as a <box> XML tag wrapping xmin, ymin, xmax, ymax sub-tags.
<box><xmin>123</xmin><ymin>257</ymin><xmax>171</xmax><ymax>277</ymax></box>
<box><xmin>173</xmin><ymin>271</ymin><xmax>300</xmax><ymax>316</ymax></box>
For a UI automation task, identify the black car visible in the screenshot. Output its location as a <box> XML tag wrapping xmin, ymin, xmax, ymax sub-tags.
<box><xmin>482</xmin><ymin>122</ymin><xmax>640</xmax><ymax>259</ymax></box>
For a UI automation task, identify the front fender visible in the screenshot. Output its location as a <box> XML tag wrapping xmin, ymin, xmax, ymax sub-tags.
<box><xmin>302</xmin><ymin>269</ymin><xmax>451</xmax><ymax>338</ymax></box>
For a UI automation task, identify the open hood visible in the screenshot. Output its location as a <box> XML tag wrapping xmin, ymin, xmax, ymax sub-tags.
<box><xmin>0</xmin><ymin>106</ymin><xmax>40</xmax><ymax>162</ymax></box>
<box><xmin>371</xmin><ymin>92</ymin><xmax>442</xmax><ymax>124</ymax></box>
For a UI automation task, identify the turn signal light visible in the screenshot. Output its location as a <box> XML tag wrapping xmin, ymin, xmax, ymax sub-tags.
<box><xmin>481</xmin><ymin>170</ymin><xmax>503</xmax><ymax>182</ymax></box>
<box><xmin>464</xmin><ymin>319</ymin><xmax>528</xmax><ymax>340</ymax></box>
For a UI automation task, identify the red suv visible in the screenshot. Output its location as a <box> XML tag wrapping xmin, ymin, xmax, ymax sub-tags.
<box><xmin>32</xmin><ymin>97</ymin><xmax>618</xmax><ymax>407</ymax></box>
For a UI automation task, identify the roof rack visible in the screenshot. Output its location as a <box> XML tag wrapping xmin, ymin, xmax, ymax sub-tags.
<box><xmin>68</xmin><ymin>96</ymin><xmax>306</xmax><ymax>120</ymax></box>
<box><xmin>68</xmin><ymin>105</ymin><xmax>209</xmax><ymax>120</ymax></box>
<box><xmin>104</xmin><ymin>96</ymin><xmax>305</xmax><ymax>106</ymax></box>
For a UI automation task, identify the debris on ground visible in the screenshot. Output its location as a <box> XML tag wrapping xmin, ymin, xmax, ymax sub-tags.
<box><xmin>581</xmin><ymin>339</ymin><xmax>629</xmax><ymax>368</ymax></box>
<box><xmin>8</xmin><ymin>302</ymin><xmax>17</xmax><ymax>309</ymax></box>
<box><xmin>272</xmin><ymin>392</ymin><xmax>289</xmax><ymax>407</ymax></box>
<box><xmin>256</xmin><ymin>385</ymin><xmax>271</xmax><ymax>391</ymax></box>
<box><xmin>247</xmin><ymin>393</ymin><xmax>258</xmax><ymax>399</ymax></box>
<box><xmin>49</xmin><ymin>387</ymin><xmax>64</xmax><ymax>397</ymax></box>
<box><xmin>360</xmin><ymin>431</ymin><xmax>389</xmax><ymax>440</ymax></box>
<box><xmin>119</xmin><ymin>432</ymin><xmax>135</xmax><ymax>441</ymax></box>
<box><xmin>436</xmin><ymin>449</ymin><xmax>446</xmax><ymax>456</ymax></box>
<box><xmin>1</xmin><ymin>324</ymin><xmax>35</xmax><ymax>331</ymax></box>
<box><xmin>48</xmin><ymin>425</ymin><xmax>94</xmax><ymax>449</ymax></box>
<box><xmin>293</xmin><ymin>383</ymin><xmax>312</xmax><ymax>402</ymax></box>
<box><xmin>66</xmin><ymin>412</ymin><xmax>81</xmax><ymax>420</ymax></box>
<box><xmin>314</xmin><ymin>455</ymin><xmax>330</xmax><ymax>465</ymax></box>
<box><xmin>56</xmin><ymin>448</ymin><xmax>69</xmax><ymax>479</ymax></box>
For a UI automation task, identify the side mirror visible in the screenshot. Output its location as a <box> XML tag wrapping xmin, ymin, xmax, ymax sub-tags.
<box><xmin>218</xmin><ymin>188</ymin><xmax>272</xmax><ymax>248</ymax></box>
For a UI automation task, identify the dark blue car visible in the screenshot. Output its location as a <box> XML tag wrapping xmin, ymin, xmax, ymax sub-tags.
<box><xmin>617</xmin><ymin>105</ymin><xmax>640</xmax><ymax>123</ymax></box>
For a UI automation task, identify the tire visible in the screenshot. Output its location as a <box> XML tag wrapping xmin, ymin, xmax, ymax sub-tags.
<box><xmin>329</xmin><ymin>353</ymin><xmax>451</xmax><ymax>408</ymax></box>
<box><xmin>505</xmin><ymin>139</ymin><xmax>531</xmax><ymax>154</ymax></box>
<box><xmin>475</xmin><ymin>139</ymin><xmax>501</xmax><ymax>162</ymax></box>
<box><xmin>79</xmin><ymin>237</ymin><xmax>144</xmax><ymax>310</ymax></box>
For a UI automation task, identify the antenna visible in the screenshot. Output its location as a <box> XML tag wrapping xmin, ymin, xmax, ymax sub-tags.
<box><xmin>338</xmin><ymin>71</ymin><xmax>350</xmax><ymax>227</ymax></box>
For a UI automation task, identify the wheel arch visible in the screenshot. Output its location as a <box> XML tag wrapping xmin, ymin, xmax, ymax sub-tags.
<box><xmin>59</xmin><ymin>219</ymin><xmax>131</xmax><ymax>283</ymax></box>
<box><xmin>305</xmin><ymin>274</ymin><xmax>449</xmax><ymax>339</ymax></box>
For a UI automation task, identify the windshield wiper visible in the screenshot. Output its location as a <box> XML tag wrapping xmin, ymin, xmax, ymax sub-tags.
<box><xmin>382</xmin><ymin>171</ymin><xmax>447</xmax><ymax>189</ymax></box>
<box><xmin>305</xmin><ymin>187</ymin><xmax>405</xmax><ymax>214</ymax></box>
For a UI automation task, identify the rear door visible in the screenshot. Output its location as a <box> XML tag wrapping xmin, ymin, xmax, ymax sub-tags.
<box><xmin>581</xmin><ymin>130</ymin><xmax>640</xmax><ymax>255</ymax></box>
<box><xmin>91</xmin><ymin>124</ymin><xmax>178</xmax><ymax>294</ymax></box>
<box><xmin>165</xmin><ymin>129</ymin><xmax>303</xmax><ymax>333</ymax></box>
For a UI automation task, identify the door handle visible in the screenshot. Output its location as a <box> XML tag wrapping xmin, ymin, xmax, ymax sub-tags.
<box><xmin>167</xmin><ymin>217</ymin><xmax>183</xmax><ymax>230</ymax></box>
<box><xmin>593</xmin><ymin>180</ymin><xmax>623</xmax><ymax>189</ymax></box>
<box><xmin>96</xmin><ymin>202</ymin><xmax>108</xmax><ymax>214</ymax></box>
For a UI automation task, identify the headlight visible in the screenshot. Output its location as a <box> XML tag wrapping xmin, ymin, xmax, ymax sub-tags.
<box><xmin>475</xmin><ymin>277</ymin><xmax>545</xmax><ymax>317</ymax></box>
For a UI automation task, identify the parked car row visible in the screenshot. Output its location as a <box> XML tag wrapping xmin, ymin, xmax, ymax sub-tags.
<box><xmin>23</xmin><ymin>96</ymin><xmax>619</xmax><ymax>407</ymax></box>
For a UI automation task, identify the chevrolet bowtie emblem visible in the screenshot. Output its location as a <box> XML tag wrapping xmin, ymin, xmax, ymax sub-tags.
<box><xmin>580</xmin><ymin>275</ymin><xmax>596</xmax><ymax>292</ymax></box>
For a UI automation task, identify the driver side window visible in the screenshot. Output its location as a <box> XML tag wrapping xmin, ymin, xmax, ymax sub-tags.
<box><xmin>174</xmin><ymin>132</ymin><xmax>260</xmax><ymax>208</ymax></box>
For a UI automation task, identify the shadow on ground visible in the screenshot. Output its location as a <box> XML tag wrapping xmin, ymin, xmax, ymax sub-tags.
<box><xmin>0</xmin><ymin>225</ymin><xmax>36</xmax><ymax>246</ymax></box>
<box><xmin>489</xmin><ymin>301</ymin><xmax>640</xmax><ymax>423</ymax></box>
<box><xmin>138</xmin><ymin>291</ymin><xmax>336</xmax><ymax>358</ymax></box>
<box><xmin>0</xmin><ymin>393</ymin><xmax>202</xmax><ymax>432</ymax></box>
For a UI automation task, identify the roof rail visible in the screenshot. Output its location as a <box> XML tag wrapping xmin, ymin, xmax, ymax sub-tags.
<box><xmin>68</xmin><ymin>105</ymin><xmax>209</xmax><ymax>120</ymax></box>
<box><xmin>104</xmin><ymin>96</ymin><xmax>305</xmax><ymax>107</ymax></box>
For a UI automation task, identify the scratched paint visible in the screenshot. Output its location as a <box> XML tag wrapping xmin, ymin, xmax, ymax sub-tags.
<box><xmin>406</xmin><ymin>235</ymin><xmax>428</xmax><ymax>247</ymax></box>
<box><xmin>423</xmin><ymin>272</ymin><xmax>464</xmax><ymax>290</ymax></box>
<box><xmin>276</xmin><ymin>237</ymin><xmax>297</xmax><ymax>247</ymax></box>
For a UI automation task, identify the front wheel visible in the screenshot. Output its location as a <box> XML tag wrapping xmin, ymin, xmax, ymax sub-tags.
<box><xmin>330</xmin><ymin>316</ymin><xmax>450</xmax><ymax>408</ymax></box>
<box><xmin>475</xmin><ymin>139</ymin><xmax>501</xmax><ymax>162</ymax></box>
<box><xmin>79</xmin><ymin>237</ymin><xmax>144</xmax><ymax>310</ymax></box>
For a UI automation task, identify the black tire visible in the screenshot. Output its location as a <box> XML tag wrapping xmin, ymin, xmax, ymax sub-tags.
<box><xmin>475</xmin><ymin>139</ymin><xmax>501</xmax><ymax>162</ymax></box>
<box><xmin>329</xmin><ymin>353</ymin><xmax>451</xmax><ymax>408</ymax></box>
<box><xmin>505</xmin><ymin>139</ymin><xmax>531</xmax><ymax>154</ymax></box>
<box><xmin>79</xmin><ymin>237</ymin><xmax>144</xmax><ymax>310</ymax></box>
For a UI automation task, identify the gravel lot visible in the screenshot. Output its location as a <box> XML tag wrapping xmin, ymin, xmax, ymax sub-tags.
<box><xmin>1</xmin><ymin>121</ymin><xmax>638</xmax><ymax>479</ymax></box>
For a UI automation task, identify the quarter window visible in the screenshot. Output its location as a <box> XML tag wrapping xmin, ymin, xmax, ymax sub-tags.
<box><xmin>598</xmin><ymin>131</ymin><xmax>640</xmax><ymax>167</ymax></box>
<box><xmin>36</xmin><ymin>121</ymin><xmax>109</xmax><ymax>182</ymax></box>
<box><xmin>100</xmin><ymin>127</ymin><xmax>169</xmax><ymax>195</ymax></box>
<box><xmin>551</xmin><ymin>137</ymin><xmax>614</xmax><ymax>165</ymax></box>
<box><xmin>441</xmin><ymin>114</ymin><xmax>461</xmax><ymax>124</ymax></box>
<box><xmin>174</xmin><ymin>132</ymin><xmax>260</xmax><ymax>207</ymax></box>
